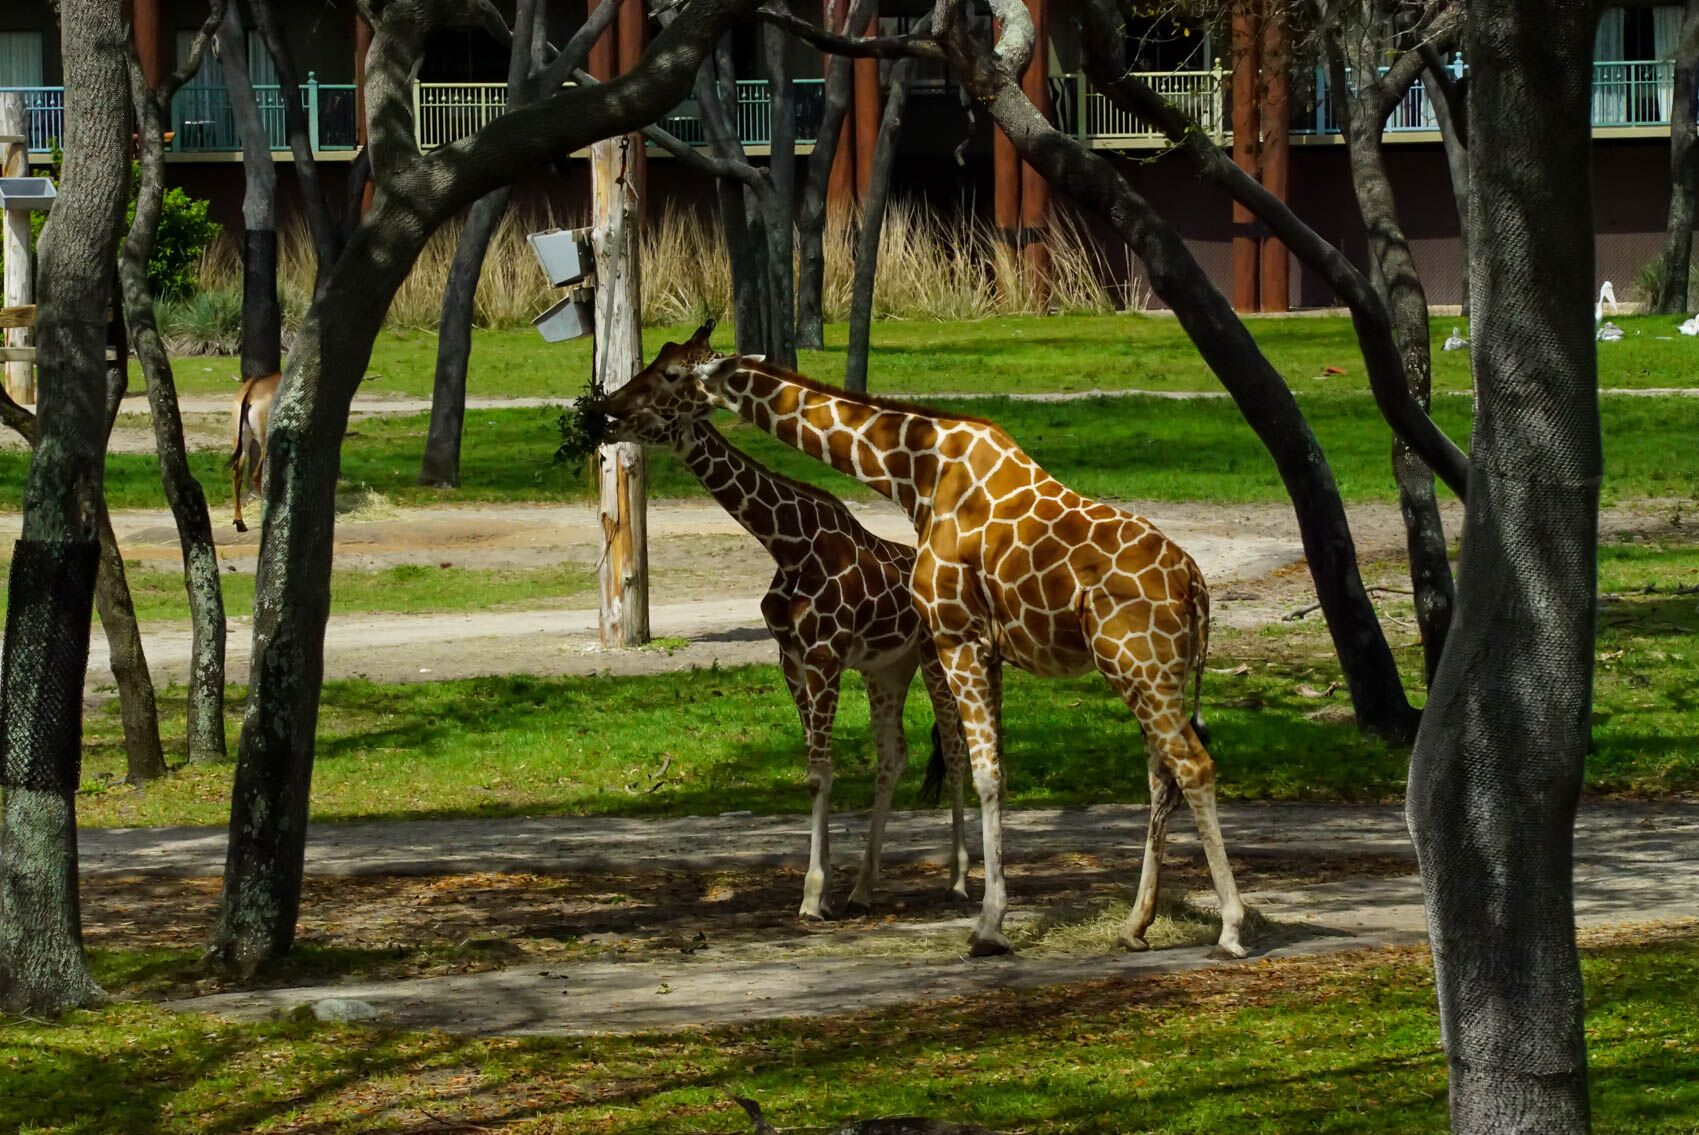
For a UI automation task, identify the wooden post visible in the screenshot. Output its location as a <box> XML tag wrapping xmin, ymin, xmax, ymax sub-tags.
<box><xmin>1229</xmin><ymin>0</ymin><xmax>1262</xmax><ymax>313</ymax></box>
<box><xmin>1258</xmin><ymin>5</ymin><xmax>1291</xmax><ymax>313</ymax></box>
<box><xmin>2</xmin><ymin>93</ymin><xmax>33</xmax><ymax>404</ymax></box>
<box><xmin>1019</xmin><ymin>0</ymin><xmax>1052</xmax><ymax>308</ymax></box>
<box><xmin>591</xmin><ymin>137</ymin><xmax>649</xmax><ymax>647</ymax></box>
<box><xmin>617</xmin><ymin>0</ymin><xmax>648</xmax><ymax>218</ymax></box>
<box><xmin>852</xmin><ymin>7</ymin><xmax>880</xmax><ymax>200</ymax></box>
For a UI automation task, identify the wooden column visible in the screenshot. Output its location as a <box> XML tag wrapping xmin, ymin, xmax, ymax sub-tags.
<box><xmin>355</xmin><ymin>10</ymin><xmax>374</xmax><ymax>214</ymax></box>
<box><xmin>1019</xmin><ymin>0</ymin><xmax>1052</xmax><ymax>307</ymax></box>
<box><xmin>588</xmin><ymin>6</ymin><xmax>616</xmax><ymax>82</ymax></box>
<box><xmin>132</xmin><ymin>0</ymin><xmax>166</xmax><ymax>89</ymax></box>
<box><xmin>1258</xmin><ymin>6</ymin><xmax>1290</xmax><ymax>312</ymax></box>
<box><xmin>616</xmin><ymin>0</ymin><xmax>648</xmax><ymax>216</ymax></box>
<box><xmin>1</xmin><ymin>94</ymin><xmax>33</xmax><ymax>404</ymax></box>
<box><xmin>1229</xmin><ymin>0</ymin><xmax>1261</xmax><ymax>312</ymax></box>
<box><xmin>827</xmin><ymin>0</ymin><xmax>856</xmax><ymax>214</ymax></box>
<box><xmin>852</xmin><ymin>8</ymin><xmax>880</xmax><ymax>201</ymax></box>
<box><xmin>591</xmin><ymin>138</ymin><xmax>649</xmax><ymax>647</ymax></box>
<box><xmin>992</xmin><ymin>21</ymin><xmax>1021</xmax><ymax>298</ymax></box>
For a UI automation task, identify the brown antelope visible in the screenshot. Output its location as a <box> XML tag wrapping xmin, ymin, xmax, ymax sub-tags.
<box><xmin>228</xmin><ymin>372</ymin><xmax>280</xmax><ymax>533</ymax></box>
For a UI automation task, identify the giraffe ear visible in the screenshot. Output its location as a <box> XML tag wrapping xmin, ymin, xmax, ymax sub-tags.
<box><xmin>741</xmin><ymin>354</ymin><xmax>767</xmax><ymax>365</ymax></box>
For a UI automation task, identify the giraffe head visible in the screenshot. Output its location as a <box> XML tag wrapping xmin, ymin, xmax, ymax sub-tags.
<box><xmin>603</xmin><ymin>319</ymin><xmax>726</xmax><ymax>445</ymax></box>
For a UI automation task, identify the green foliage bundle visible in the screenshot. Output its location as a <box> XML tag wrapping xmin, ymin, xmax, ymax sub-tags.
<box><xmin>125</xmin><ymin>162</ymin><xmax>219</xmax><ymax>300</ymax></box>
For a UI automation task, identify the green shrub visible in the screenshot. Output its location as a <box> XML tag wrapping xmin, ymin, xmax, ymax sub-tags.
<box><xmin>125</xmin><ymin>163</ymin><xmax>219</xmax><ymax>300</ymax></box>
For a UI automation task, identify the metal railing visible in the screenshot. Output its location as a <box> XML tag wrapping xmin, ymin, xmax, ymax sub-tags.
<box><xmin>170</xmin><ymin>74</ymin><xmax>360</xmax><ymax>152</ymax></box>
<box><xmin>1308</xmin><ymin>58</ymin><xmax>1680</xmax><ymax>134</ymax></box>
<box><xmin>1052</xmin><ymin>68</ymin><xmax>1228</xmax><ymax>143</ymax></box>
<box><xmin>0</xmin><ymin>87</ymin><xmax>64</xmax><ymax>153</ymax></box>
<box><xmin>10</xmin><ymin>58</ymin><xmax>1687</xmax><ymax>160</ymax></box>
<box><xmin>417</xmin><ymin>78</ymin><xmax>826</xmax><ymax>150</ymax></box>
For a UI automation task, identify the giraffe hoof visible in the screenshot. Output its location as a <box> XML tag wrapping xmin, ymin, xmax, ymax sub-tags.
<box><xmin>843</xmin><ymin>899</ymin><xmax>872</xmax><ymax>918</ymax></box>
<box><xmin>1208</xmin><ymin>942</ymin><xmax>1248</xmax><ymax>961</ymax></box>
<box><xmin>944</xmin><ymin>887</ymin><xmax>972</xmax><ymax>905</ymax></box>
<box><xmin>233</xmin><ymin>520</ymin><xmax>248</xmax><ymax>534</ymax></box>
<box><xmin>967</xmin><ymin>931</ymin><xmax>1013</xmax><ymax>958</ymax></box>
<box><xmin>798</xmin><ymin>907</ymin><xmax>832</xmax><ymax>923</ymax></box>
<box><xmin>1120</xmin><ymin>935</ymin><xmax>1151</xmax><ymax>953</ymax></box>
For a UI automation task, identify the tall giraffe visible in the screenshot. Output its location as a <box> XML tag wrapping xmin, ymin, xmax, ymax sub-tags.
<box><xmin>603</xmin><ymin>323</ymin><xmax>971</xmax><ymax>919</ymax></box>
<box><xmin>670</xmin><ymin>353</ymin><xmax>1247</xmax><ymax>958</ymax></box>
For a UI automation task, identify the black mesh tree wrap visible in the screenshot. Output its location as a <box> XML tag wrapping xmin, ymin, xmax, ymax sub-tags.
<box><xmin>1</xmin><ymin>539</ymin><xmax>100</xmax><ymax>793</ymax></box>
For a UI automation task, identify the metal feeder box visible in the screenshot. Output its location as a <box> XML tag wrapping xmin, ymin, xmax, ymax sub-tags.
<box><xmin>0</xmin><ymin>178</ymin><xmax>56</xmax><ymax>212</ymax></box>
<box><xmin>528</xmin><ymin>227</ymin><xmax>593</xmax><ymax>287</ymax></box>
<box><xmin>532</xmin><ymin>292</ymin><xmax>594</xmax><ymax>343</ymax></box>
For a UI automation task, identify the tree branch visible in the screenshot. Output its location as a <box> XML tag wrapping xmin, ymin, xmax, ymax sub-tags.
<box><xmin>535</xmin><ymin>0</ymin><xmax>628</xmax><ymax>93</ymax></box>
<box><xmin>756</xmin><ymin>2</ymin><xmax>945</xmax><ymax>60</ymax></box>
<box><xmin>1067</xmin><ymin>0</ymin><xmax>1471</xmax><ymax>500</ymax></box>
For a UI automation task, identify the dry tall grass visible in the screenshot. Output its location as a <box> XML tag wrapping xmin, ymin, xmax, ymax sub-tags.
<box><xmin>188</xmin><ymin>200</ymin><xmax>1142</xmax><ymax>351</ymax></box>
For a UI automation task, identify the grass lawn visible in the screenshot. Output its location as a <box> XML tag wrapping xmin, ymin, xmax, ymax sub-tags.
<box><xmin>15</xmin><ymin>389</ymin><xmax>1699</xmax><ymax>513</ymax></box>
<box><xmin>164</xmin><ymin>312</ymin><xmax>1699</xmax><ymax>400</ymax></box>
<box><xmin>73</xmin><ymin>536</ymin><xmax>1699</xmax><ymax>826</ymax></box>
<box><xmin>4</xmin><ymin>932</ymin><xmax>1695</xmax><ymax>1133</ymax></box>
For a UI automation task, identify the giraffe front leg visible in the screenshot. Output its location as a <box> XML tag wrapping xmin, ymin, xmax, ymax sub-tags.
<box><xmin>920</xmin><ymin>647</ymin><xmax>971</xmax><ymax>902</ymax></box>
<box><xmin>846</xmin><ymin>660</ymin><xmax>916</xmax><ymax>916</ymax></box>
<box><xmin>782</xmin><ymin>650</ymin><xmax>842</xmax><ymax>921</ymax></box>
<box><xmin>935</xmin><ymin>638</ymin><xmax>1011</xmax><ymax>957</ymax></box>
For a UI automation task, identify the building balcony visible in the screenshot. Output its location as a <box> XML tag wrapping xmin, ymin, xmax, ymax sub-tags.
<box><xmin>1</xmin><ymin>59</ymin><xmax>1685</xmax><ymax>160</ymax></box>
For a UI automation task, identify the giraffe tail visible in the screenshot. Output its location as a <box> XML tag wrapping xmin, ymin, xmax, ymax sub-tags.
<box><xmin>228</xmin><ymin>382</ymin><xmax>256</xmax><ymax>469</ymax></box>
<box><xmin>918</xmin><ymin>722</ymin><xmax>947</xmax><ymax>807</ymax></box>
<box><xmin>1188</xmin><ymin>570</ymin><xmax>1212</xmax><ymax>748</ymax></box>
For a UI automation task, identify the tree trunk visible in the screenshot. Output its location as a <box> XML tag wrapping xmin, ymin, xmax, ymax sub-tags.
<box><xmin>122</xmin><ymin>51</ymin><xmax>228</xmax><ymax>765</ymax></box>
<box><xmin>940</xmin><ymin>20</ymin><xmax>1418</xmax><ymax>740</ymax></box>
<box><xmin>1407</xmin><ymin>0</ymin><xmax>1599</xmax><ymax>1128</ymax></box>
<box><xmin>763</xmin><ymin>23</ymin><xmax>798</xmax><ymax>370</ymax></box>
<box><xmin>218</xmin><ymin>0</ymin><xmax>283</xmax><ymax>380</ymax></box>
<box><xmin>698</xmin><ymin>46</ymin><xmax>769</xmax><ymax>356</ymax></box>
<box><xmin>0</xmin><ymin>0</ymin><xmax>129</xmax><ymax>1016</ymax></box>
<box><xmin>797</xmin><ymin>0</ymin><xmax>876</xmax><ymax>351</ymax></box>
<box><xmin>420</xmin><ymin>187</ymin><xmax>511</xmax><ymax>488</ymax></box>
<box><xmin>1655</xmin><ymin>1</ymin><xmax>1699</xmax><ymax>314</ymax></box>
<box><xmin>209</xmin><ymin>220</ymin><xmax>424</xmax><ymax>973</ymax></box>
<box><xmin>94</xmin><ymin>317</ymin><xmax>167</xmax><ymax>783</ymax></box>
<box><xmin>248</xmin><ymin>0</ymin><xmax>342</xmax><ymax>290</ymax></box>
<box><xmin>1336</xmin><ymin>67</ymin><xmax>1455</xmax><ymax>684</ymax></box>
<box><xmin>845</xmin><ymin>52</ymin><xmax>918</xmax><ymax>392</ymax></box>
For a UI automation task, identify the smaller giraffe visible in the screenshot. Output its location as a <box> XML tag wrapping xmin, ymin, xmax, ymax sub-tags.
<box><xmin>603</xmin><ymin>321</ymin><xmax>971</xmax><ymax>918</ymax></box>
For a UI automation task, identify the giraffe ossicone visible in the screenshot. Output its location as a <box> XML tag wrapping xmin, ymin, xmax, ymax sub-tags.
<box><xmin>688</xmin><ymin>352</ymin><xmax>1249</xmax><ymax>959</ymax></box>
<box><xmin>600</xmin><ymin>322</ymin><xmax>972</xmax><ymax>919</ymax></box>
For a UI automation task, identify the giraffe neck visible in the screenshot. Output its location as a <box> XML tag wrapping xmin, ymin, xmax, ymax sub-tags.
<box><xmin>714</xmin><ymin>364</ymin><xmax>939</xmax><ymax>525</ymax></box>
<box><xmin>675</xmin><ymin>421</ymin><xmax>838</xmax><ymax>554</ymax></box>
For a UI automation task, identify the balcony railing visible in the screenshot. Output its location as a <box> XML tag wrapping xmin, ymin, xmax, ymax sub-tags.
<box><xmin>1306</xmin><ymin>58</ymin><xmax>1679</xmax><ymax>134</ymax></box>
<box><xmin>5</xmin><ymin>59</ymin><xmax>1686</xmax><ymax>159</ymax></box>
<box><xmin>0</xmin><ymin>87</ymin><xmax>64</xmax><ymax>153</ymax></box>
<box><xmin>1052</xmin><ymin>69</ymin><xmax>1228</xmax><ymax>143</ymax></box>
<box><xmin>171</xmin><ymin>75</ymin><xmax>360</xmax><ymax>152</ymax></box>
<box><xmin>417</xmin><ymin>78</ymin><xmax>826</xmax><ymax>150</ymax></box>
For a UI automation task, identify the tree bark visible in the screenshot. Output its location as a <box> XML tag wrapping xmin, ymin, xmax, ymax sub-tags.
<box><xmin>845</xmin><ymin>49</ymin><xmax>919</xmax><ymax>392</ymax></box>
<box><xmin>419</xmin><ymin>0</ymin><xmax>546</xmax><ymax>488</ymax></box>
<box><xmin>764</xmin><ymin>21</ymin><xmax>798</xmax><ymax>370</ymax></box>
<box><xmin>797</xmin><ymin>0</ymin><xmax>877</xmax><ymax>351</ymax></box>
<box><xmin>248</xmin><ymin>0</ymin><xmax>343</xmax><ymax>290</ymax></box>
<box><xmin>0</xmin><ymin>0</ymin><xmax>130</xmax><ymax>1016</ymax></box>
<box><xmin>1407</xmin><ymin>0</ymin><xmax>1599</xmax><ymax>1128</ymax></box>
<box><xmin>0</xmin><ymin>378</ymin><xmax>167</xmax><ymax>786</ymax></box>
<box><xmin>419</xmin><ymin>188</ymin><xmax>510</xmax><ymax>487</ymax></box>
<box><xmin>937</xmin><ymin>2</ymin><xmax>1418</xmax><ymax>739</ymax></box>
<box><xmin>94</xmin><ymin>312</ymin><xmax>167</xmax><ymax>783</ymax></box>
<box><xmin>218</xmin><ymin>0</ymin><xmax>283</xmax><ymax>380</ymax></box>
<box><xmin>121</xmin><ymin>38</ymin><xmax>229</xmax><ymax>765</ymax></box>
<box><xmin>1331</xmin><ymin>30</ymin><xmax>1456</xmax><ymax>684</ymax></box>
<box><xmin>1655</xmin><ymin>1</ymin><xmax>1699</xmax><ymax>314</ymax></box>
<box><xmin>697</xmin><ymin>43</ymin><xmax>770</xmax><ymax>356</ymax></box>
<box><xmin>210</xmin><ymin>0</ymin><xmax>760</xmax><ymax>971</ymax></box>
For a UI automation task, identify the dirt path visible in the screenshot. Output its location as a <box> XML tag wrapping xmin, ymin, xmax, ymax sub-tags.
<box><xmin>141</xmin><ymin>801</ymin><xmax>1698</xmax><ymax>1035</ymax></box>
<box><xmin>17</xmin><ymin>497</ymin><xmax>1673</xmax><ymax>685</ymax></box>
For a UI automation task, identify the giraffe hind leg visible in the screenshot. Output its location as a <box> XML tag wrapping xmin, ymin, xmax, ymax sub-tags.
<box><xmin>1120</xmin><ymin>754</ymin><xmax>1180</xmax><ymax>951</ymax></box>
<box><xmin>919</xmin><ymin>644</ymin><xmax>972</xmax><ymax>902</ymax></box>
